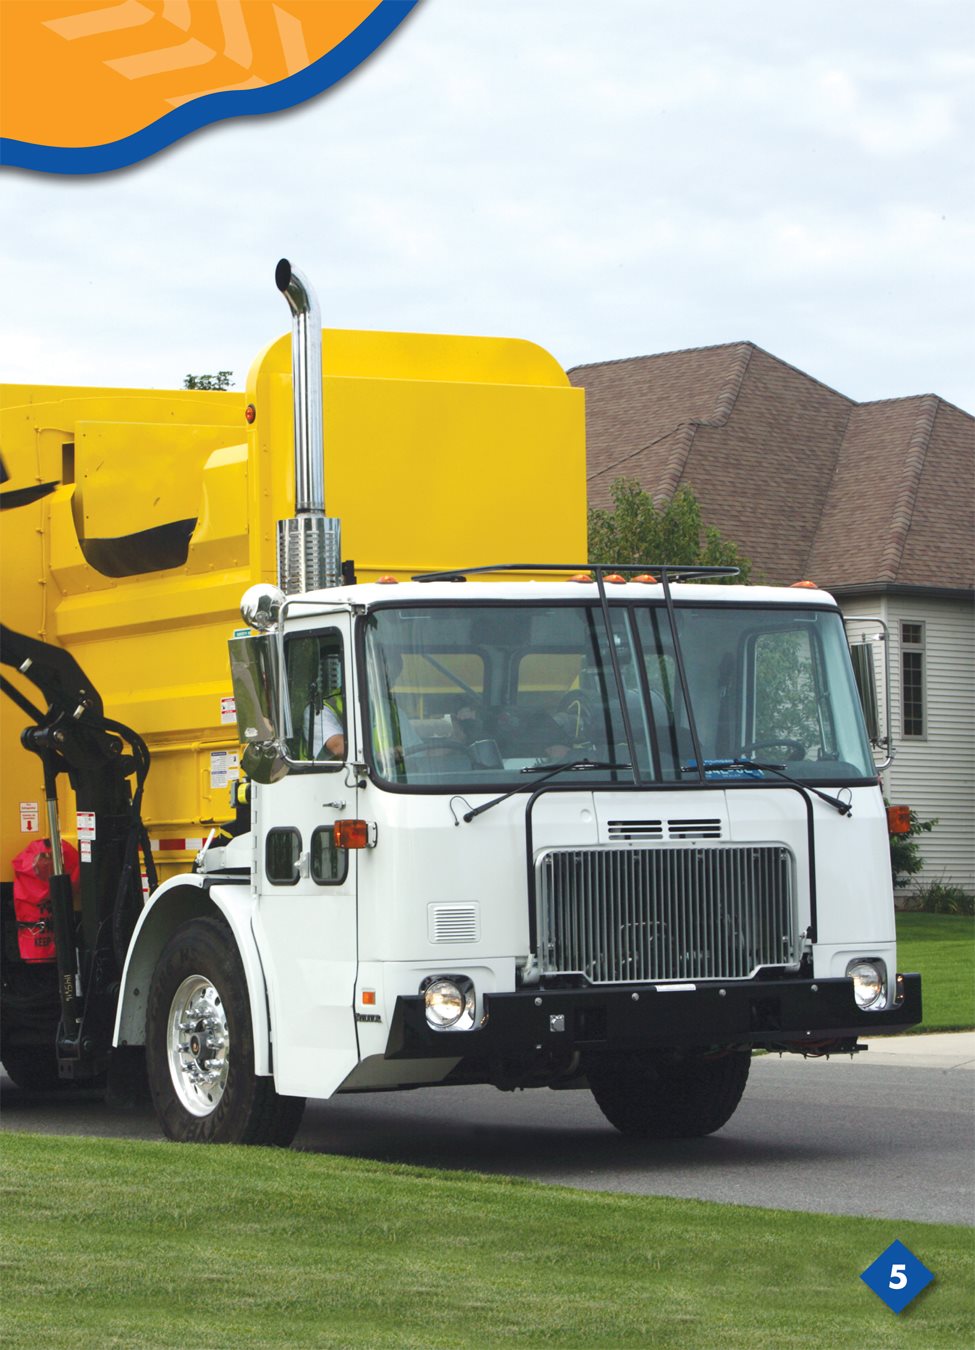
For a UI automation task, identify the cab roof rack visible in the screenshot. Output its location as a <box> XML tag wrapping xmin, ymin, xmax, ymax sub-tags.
<box><xmin>412</xmin><ymin>563</ymin><xmax>740</xmax><ymax>583</ymax></box>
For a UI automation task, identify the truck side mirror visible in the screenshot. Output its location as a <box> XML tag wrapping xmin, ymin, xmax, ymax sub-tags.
<box><xmin>229</xmin><ymin>634</ymin><xmax>290</xmax><ymax>784</ymax></box>
<box><xmin>844</xmin><ymin>615</ymin><xmax>893</xmax><ymax>771</ymax></box>
<box><xmin>850</xmin><ymin>642</ymin><xmax>879</xmax><ymax>744</ymax></box>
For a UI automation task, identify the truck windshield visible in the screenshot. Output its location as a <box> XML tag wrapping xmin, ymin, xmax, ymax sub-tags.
<box><xmin>363</xmin><ymin>602</ymin><xmax>876</xmax><ymax>788</ymax></box>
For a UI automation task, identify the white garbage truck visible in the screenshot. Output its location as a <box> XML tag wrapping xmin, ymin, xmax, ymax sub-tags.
<box><xmin>1</xmin><ymin>262</ymin><xmax>920</xmax><ymax>1145</ymax></box>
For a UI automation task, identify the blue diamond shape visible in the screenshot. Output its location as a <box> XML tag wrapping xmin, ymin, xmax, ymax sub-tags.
<box><xmin>861</xmin><ymin>1240</ymin><xmax>934</xmax><ymax>1313</ymax></box>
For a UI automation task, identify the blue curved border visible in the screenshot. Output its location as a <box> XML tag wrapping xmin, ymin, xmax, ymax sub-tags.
<box><xmin>0</xmin><ymin>0</ymin><xmax>419</xmax><ymax>176</ymax></box>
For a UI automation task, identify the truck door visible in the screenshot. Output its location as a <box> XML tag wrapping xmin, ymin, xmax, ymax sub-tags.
<box><xmin>252</xmin><ymin>612</ymin><xmax>360</xmax><ymax>1099</ymax></box>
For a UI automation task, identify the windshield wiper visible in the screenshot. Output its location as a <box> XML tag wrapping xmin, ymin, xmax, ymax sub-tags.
<box><xmin>683</xmin><ymin>758</ymin><xmax>853</xmax><ymax>816</ymax></box>
<box><xmin>461</xmin><ymin>760</ymin><xmax>630</xmax><ymax>823</ymax></box>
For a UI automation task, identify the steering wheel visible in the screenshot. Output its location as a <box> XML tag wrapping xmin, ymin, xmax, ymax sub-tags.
<box><xmin>738</xmin><ymin>739</ymin><xmax>806</xmax><ymax>762</ymax></box>
<box><xmin>400</xmin><ymin>741</ymin><xmax>477</xmax><ymax>768</ymax></box>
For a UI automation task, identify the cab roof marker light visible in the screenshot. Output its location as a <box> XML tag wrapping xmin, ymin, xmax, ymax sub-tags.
<box><xmin>790</xmin><ymin>580</ymin><xmax>818</xmax><ymax>589</ymax></box>
<box><xmin>376</xmin><ymin>575</ymin><xmax>399</xmax><ymax>584</ymax></box>
<box><xmin>632</xmin><ymin>573</ymin><xmax>658</xmax><ymax>584</ymax></box>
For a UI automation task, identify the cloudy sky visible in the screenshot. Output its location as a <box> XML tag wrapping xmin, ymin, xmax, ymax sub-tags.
<box><xmin>1</xmin><ymin>0</ymin><xmax>972</xmax><ymax>411</ymax></box>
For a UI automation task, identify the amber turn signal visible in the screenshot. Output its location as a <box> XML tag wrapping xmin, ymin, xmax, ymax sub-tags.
<box><xmin>333</xmin><ymin>819</ymin><xmax>371</xmax><ymax>849</ymax></box>
<box><xmin>886</xmin><ymin>804</ymin><xmax>912</xmax><ymax>835</ymax></box>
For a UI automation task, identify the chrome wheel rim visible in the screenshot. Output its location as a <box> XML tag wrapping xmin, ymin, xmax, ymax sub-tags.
<box><xmin>166</xmin><ymin>974</ymin><xmax>230</xmax><ymax>1116</ymax></box>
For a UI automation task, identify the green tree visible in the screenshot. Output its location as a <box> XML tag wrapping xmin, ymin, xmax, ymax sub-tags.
<box><xmin>183</xmin><ymin>371</ymin><xmax>233</xmax><ymax>390</ymax></box>
<box><xmin>588</xmin><ymin>479</ymin><xmax>751</xmax><ymax>582</ymax></box>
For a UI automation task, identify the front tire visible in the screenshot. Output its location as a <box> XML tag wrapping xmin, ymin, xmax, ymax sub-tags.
<box><xmin>146</xmin><ymin>917</ymin><xmax>304</xmax><ymax>1146</ymax></box>
<box><xmin>589</xmin><ymin>1047</ymin><xmax>750</xmax><ymax>1138</ymax></box>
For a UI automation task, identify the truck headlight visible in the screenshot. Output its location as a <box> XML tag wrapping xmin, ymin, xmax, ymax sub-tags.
<box><xmin>422</xmin><ymin>976</ymin><xmax>476</xmax><ymax>1030</ymax></box>
<box><xmin>846</xmin><ymin>959</ymin><xmax>887</xmax><ymax>1011</ymax></box>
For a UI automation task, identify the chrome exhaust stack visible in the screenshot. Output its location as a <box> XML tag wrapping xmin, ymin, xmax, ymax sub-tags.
<box><xmin>274</xmin><ymin>258</ymin><xmax>341</xmax><ymax>594</ymax></box>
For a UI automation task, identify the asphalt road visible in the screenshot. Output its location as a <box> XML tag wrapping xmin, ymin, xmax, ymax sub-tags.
<box><xmin>2</xmin><ymin>1054</ymin><xmax>972</xmax><ymax>1226</ymax></box>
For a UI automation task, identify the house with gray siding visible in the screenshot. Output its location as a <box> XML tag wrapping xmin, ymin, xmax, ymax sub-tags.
<box><xmin>570</xmin><ymin>344</ymin><xmax>974</xmax><ymax>892</ymax></box>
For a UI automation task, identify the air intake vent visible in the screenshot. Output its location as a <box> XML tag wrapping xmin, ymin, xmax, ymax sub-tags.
<box><xmin>667</xmin><ymin>818</ymin><xmax>722</xmax><ymax>839</ymax></box>
<box><xmin>607</xmin><ymin>819</ymin><xmax>663</xmax><ymax>841</ymax></box>
<box><xmin>428</xmin><ymin>904</ymin><xmax>480</xmax><ymax>944</ymax></box>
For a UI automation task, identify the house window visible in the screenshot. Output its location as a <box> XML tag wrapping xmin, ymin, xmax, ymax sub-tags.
<box><xmin>901</xmin><ymin>622</ymin><xmax>925</xmax><ymax>738</ymax></box>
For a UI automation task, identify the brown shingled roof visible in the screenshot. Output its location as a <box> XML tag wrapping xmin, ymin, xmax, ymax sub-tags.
<box><xmin>569</xmin><ymin>344</ymin><xmax>974</xmax><ymax>591</ymax></box>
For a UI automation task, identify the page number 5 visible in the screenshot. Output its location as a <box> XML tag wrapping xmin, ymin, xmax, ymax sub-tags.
<box><xmin>889</xmin><ymin>1264</ymin><xmax>908</xmax><ymax>1290</ymax></box>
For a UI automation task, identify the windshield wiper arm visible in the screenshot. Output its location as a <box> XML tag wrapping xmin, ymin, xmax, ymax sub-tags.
<box><xmin>683</xmin><ymin>758</ymin><xmax>853</xmax><ymax>816</ymax></box>
<box><xmin>462</xmin><ymin>760</ymin><xmax>630</xmax><ymax>823</ymax></box>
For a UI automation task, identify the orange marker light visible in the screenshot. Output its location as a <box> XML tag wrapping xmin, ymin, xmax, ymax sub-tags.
<box><xmin>376</xmin><ymin>575</ymin><xmax>399</xmax><ymax>584</ymax></box>
<box><xmin>886</xmin><ymin>805</ymin><xmax>912</xmax><ymax>836</ymax></box>
<box><xmin>333</xmin><ymin>819</ymin><xmax>372</xmax><ymax>849</ymax></box>
<box><xmin>790</xmin><ymin>580</ymin><xmax>818</xmax><ymax>589</ymax></box>
<box><xmin>632</xmin><ymin>573</ymin><xmax>658</xmax><ymax>584</ymax></box>
<box><xmin>567</xmin><ymin>573</ymin><xmax>594</xmax><ymax>583</ymax></box>
<box><xmin>603</xmin><ymin>573</ymin><xmax>626</xmax><ymax>584</ymax></box>
<box><xmin>361</xmin><ymin>990</ymin><xmax>377</xmax><ymax>1006</ymax></box>
<box><xmin>244</xmin><ymin>404</ymin><xmax>256</xmax><ymax>424</ymax></box>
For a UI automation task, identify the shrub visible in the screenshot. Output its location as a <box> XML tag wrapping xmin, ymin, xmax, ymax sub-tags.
<box><xmin>888</xmin><ymin>807</ymin><xmax>937</xmax><ymax>889</ymax></box>
<box><xmin>912</xmin><ymin>880</ymin><xmax>975</xmax><ymax>916</ymax></box>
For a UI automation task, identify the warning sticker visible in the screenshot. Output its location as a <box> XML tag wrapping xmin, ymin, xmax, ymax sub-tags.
<box><xmin>20</xmin><ymin>801</ymin><xmax>39</xmax><ymax>832</ymax></box>
<box><xmin>77</xmin><ymin>811</ymin><xmax>96</xmax><ymax>840</ymax></box>
<box><xmin>80</xmin><ymin>840</ymin><xmax>92</xmax><ymax>862</ymax></box>
<box><xmin>210</xmin><ymin>750</ymin><xmax>240</xmax><ymax>790</ymax></box>
<box><xmin>220</xmin><ymin>695</ymin><xmax>236</xmax><ymax>725</ymax></box>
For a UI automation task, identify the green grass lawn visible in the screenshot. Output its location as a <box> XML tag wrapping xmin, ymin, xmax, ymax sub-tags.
<box><xmin>1</xmin><ymin>1132</ymin><xmax>971</xmax><ymax>1349</ymax></box>
<box><xmin>896</xmin><ymin>913</ymin><xmax>974</xmax><ymax>1032</ymax></box>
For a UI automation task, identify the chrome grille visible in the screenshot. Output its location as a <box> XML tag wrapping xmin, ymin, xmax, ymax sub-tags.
<box><xmin>536</xmin><ymin>844</ymin><xmax>797</xmax><ymax>984</ymax></box>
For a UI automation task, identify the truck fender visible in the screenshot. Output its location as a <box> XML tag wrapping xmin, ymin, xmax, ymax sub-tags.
<box><xmin>112</xmin><ymin>876</ymin><xmax>272</xmax><ymax>1077</ymax></box>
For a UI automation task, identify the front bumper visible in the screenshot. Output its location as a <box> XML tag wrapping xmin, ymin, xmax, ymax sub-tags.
<box><xmin>385</xmin><ymin>973</ymin><xmax>922</xmax><ymax>1060</ymax></box>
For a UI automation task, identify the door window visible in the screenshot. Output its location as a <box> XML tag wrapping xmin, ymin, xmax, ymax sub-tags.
<box><xmin>265</xmin><ymin>827</ymin><xmax>300</xmax><ymax>885</ymax></box>
<box><xmin>284</xmin><ymin>629</ymin><xmax>347</xmax><ymax>764</ymax></box>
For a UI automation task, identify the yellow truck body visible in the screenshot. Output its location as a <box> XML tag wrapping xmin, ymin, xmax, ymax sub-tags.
<box><xmin>1</xmin><ymin>329</ymin><xmax>586</xmax><ymax>883</ymax></box>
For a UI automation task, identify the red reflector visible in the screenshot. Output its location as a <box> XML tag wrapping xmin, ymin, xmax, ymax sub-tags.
<box><xmin>159</xmin><ymin>839</ymin><xmax>185</xmax><ymax>851</ymax></box>
<box><xmin>333</xmin><ymin>819</ymin><xmax>370</xmax><ymax>849</ymax></box>
<box><xmin>244</xmin><ymin>404</ymin><xmax>256</xmax><ymax>424</ymax></box>
<box><xmin>886</xmin><ymin>805</ymin><xmax>912</xmax><ymax>835</ymax></box>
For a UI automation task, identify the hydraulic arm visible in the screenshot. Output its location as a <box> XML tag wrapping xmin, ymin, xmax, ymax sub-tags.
<box><xmin>1</xmin><ymin>624</ymin><xmax>156</xmax><ymax>1078</ymax></box>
